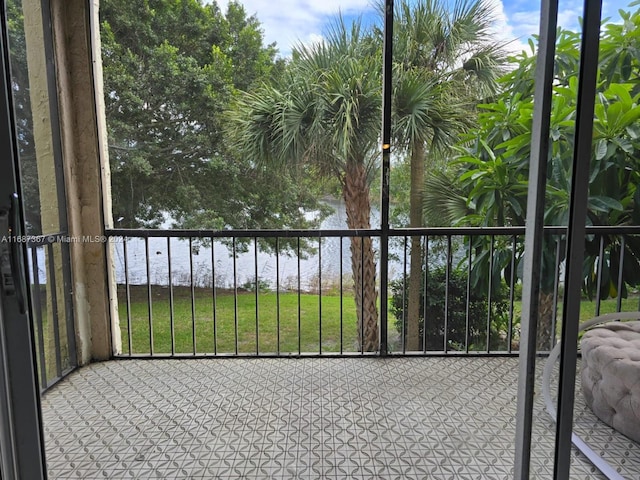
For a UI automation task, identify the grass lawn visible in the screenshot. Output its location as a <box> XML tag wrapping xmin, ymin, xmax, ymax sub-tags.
<box><xmin>117</xmin><ymin>285</ymin><xmax>382</xmax><ymax>354</ymax></box>
<box><xmin>511</xmin><ymin>296</ymin><xmax>640</xmax><ymax>326</ymax></box>
<box><xmin>117</xmin><ymin>285</ymin><xmax>640</xmax><ymax>355</ymax></box>
<box><xmin>30</xmin><ymin>284</ymin><xmax>74</xmax><ymax>386</ymax></box>
<box><xmin>574</xmin><ymin>296</ymin><xmax>640</xmax><ymax>320</ymax></box>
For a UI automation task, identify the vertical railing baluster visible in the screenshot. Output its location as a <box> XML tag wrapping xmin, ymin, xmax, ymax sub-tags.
<box><xmin>318</xmin><ymin>235</ymin><xmax>322</xmax><ymax>354</ymax></box>
<box><xmin>232</xmin><ymin>237</ymin><xmax>238</xmax><ymax>355</ymax></box>
<box><xmin>617</xmin><ymin>236</ymin><xmax>625</xmax><ymax>313</ymax></box>
<box><xmin>465</xmin><ymin>236</ymin><xmax>473</xmax><ymax>354</ymax></box>
<box><xmin>297</xmin><ymin>237</ymin><xmax>301</xmax><ymax>355</ymax></box>
<box><xmin>61</xmin><ymin>241</ymin><xmax>76</xmax><ymax>370</ymax></box>
<box><xmin>508</xmin><ymin>235</ymin><xmax>517</xmax><ymax>354</ymax></box>
<box><xmin>31</xmin><ymin>246</ymin><xmax>47</xmax><ymax>388</ymax></box>
<box><xmin>276</xmin><ymin>237</ymin><xmax>281</xmax><ymax>355</ymax></box>
<box><xmin>123</xmin><ymin>238</ymin><xmax>132</xmax><ymax>356</ymax></box>
<box><xmin>444</xmin><ymin>236</ymin><xmax>451</xmax><ymax>353</ymax></box>
<box><xmin>211</xmin><ymin>236</ymin><xmax>217</xmax><ymax>355</ymax></box>
<box><xmin>167</xmin><ymin>237</ymin><xmax>175</xmax><ymax>356</ymax></box>
<box><xmin>254</xmin><ymin>238</ymin><xmax>259</xmax><ymax>355</ymax></box>
<box><xmin>551</xmin><ymin>237</ymin><xmax>562</xmax><ymax>349</ymax></box>
<box><xmin>402</xmin><ymin>236</ymin><xmax>407</xmax><ymax>354</ymax></box>
<box><xmin>595</xmin><ymin>235</ymin><xmax>605</xmax><ymax>316</ymax></box>
<box><xmin>360</xmin><ymin>236</ymin><xmax>364</xmax><ymax>356</ymax></box>
<box><xmin>423</xmin><ymin>235</ymin><xmax>429</xmax><ymax>354</ymax></box>
<box><xmin>145</xmin><ymin>237</ymin><xmax>154</xmax><ymax>355</ymax></box>
<box><xmin>60</xmin><ymin>240</ymin><xmax>76</xmax><ymax>371</ymax></box>
<box><xmin>45</xmin><ymin>243</ymin><xmax>62</xmax><ymax>378</ymax></box>
<box><xmin>94</xmin><ymin>227</ymin><xmax>638</xmax><ymax>359</ymax></box>
<box><xmin>339</xmin><ymin>237</ymin><xmax>344</xmax><ymax>354</ymax></box>
<box><xmin>189</xmin><ymin>237</ymin><xmax>196</xmax><ymax>355</ymax></box>
<box><xmin>486</xmin><ymin>235</ymin><xmax>495</xmax><ymax>353</ymax></box>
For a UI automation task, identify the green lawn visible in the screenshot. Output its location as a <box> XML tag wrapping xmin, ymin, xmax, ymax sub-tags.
<box><xmin>512</xmin><ymin>296</ymin><xmax>640</xmax><ymax>325</ymax></box>
<box><xmin>574</xmin><ymin>296</ymin><xmax>640</xmax><ymax>320</ymax></box>
<box><xmin>117</xmin><ymin>285</ymin><xmax>640</xmax><ymax>355</ymax></box>
<box><xmin>117</xmin><ymin>285</ymin><xmax>373</xmax><ymax>354</ymax></box>
<box><xmin>30</xmin><ymin>284</ymin><xmax>73</xmax><ymax>386</ymax></box>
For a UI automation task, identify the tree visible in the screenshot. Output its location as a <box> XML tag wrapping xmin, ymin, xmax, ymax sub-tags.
<box><xmin>100</xmin><ymin>0</ymin><xmax>318</xmax><ymax>231</ymax></box>
<box><xmin>426</xmin><ymin>5</ymin><xmax>640</xmax><ymax>349</ymax></box>
<box><xmin>388</xmin><ymin>0</ymin><xmax>507</xmax><ymax>350</ymax></box>
<box><xmin>229</xmin><ymin>20</ymin><xmax>382</xmax><ymax>351</ymax></box>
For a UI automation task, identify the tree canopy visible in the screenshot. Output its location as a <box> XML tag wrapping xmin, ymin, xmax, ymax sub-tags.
<box><xmin>100</xmin><ymin>0</ymin><xmax>324</xmax><ymax>230</ymax></box>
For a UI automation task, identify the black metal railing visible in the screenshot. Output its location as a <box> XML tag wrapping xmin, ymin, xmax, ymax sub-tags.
<box><xmin>26</xmin><ymin>233</ymin><xmax>77</xmax><ymax>391</ymax></box>
<box><xmin>105</xmin><ymin>226</ymin><xmax>640</xmax><ymax>358</ymax></box>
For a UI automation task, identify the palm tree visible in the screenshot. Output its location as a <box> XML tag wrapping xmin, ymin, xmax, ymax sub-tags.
<box><xmin>228</xmin><ymin>20</ymin><xmax>382</xmax><ymax>351</ymax></box>
<box><xmin>390</xmin><ymin>0</ymin><xmax>507</xmax><ymax>350</ymax></box>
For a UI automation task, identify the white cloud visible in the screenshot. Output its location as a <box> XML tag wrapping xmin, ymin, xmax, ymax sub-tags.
<box><xmin>506</xmin><ymin>0</ymin><xmax>600</xmax><ymax>52</ymax></box>
<box><xmin>213</xmin><ymin>0</ymin><xmax>529</xmax><ymax>57</ymax></box>
<box><xmin>305</xmin><ymin>33</ymin><xmax>325</xmax><ymax>48</ymax></box>
<box><xmin>214</xmin><ymin>0</ymin><xmax>376</xmax><ymax>56</ymax></box>
<box><xmin>212</xmin><ymin>0</ymin><xmax>620</xmax><ymax>60</ymax></box>
<box><xmin>509</xmin><ymin>11</ymin><xmax>539</xmax><ymax>40</ymax></box>
<box><xmin>486</xmin><ymin>0</ymin><xmax>530</xmax><ymax>54</ymax></box>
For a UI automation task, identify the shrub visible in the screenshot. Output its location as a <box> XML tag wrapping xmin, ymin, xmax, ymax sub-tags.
<box><xmin>240</xmin><ymin>276</ymin><xmax>271</xmax><ymax>292</ymax></box>
<box><xmin>390</xmin><ymin>265</ymin><xmax>509</xmax><ymax>351</ymax></box>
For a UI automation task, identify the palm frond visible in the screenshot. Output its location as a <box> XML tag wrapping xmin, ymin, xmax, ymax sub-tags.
<box><xmin>423</xmin><ymin>170</ymin><xmax>471</xmax><ymax>226</ymax></box>
<box><xmin>227</xmin><ymin>14</ymin><xmax>381</xmax><ymax>184</ymax></box>
<box><xmin>393</xmin><ymin>68</ymin><xmax>474</xmax><ymax>152</ymax></box>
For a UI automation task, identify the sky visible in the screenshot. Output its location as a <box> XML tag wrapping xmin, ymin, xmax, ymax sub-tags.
<box><xmin>215</xmin><ymin>0</ymin><xmax>632</xmax><ymax>57</ymax></box>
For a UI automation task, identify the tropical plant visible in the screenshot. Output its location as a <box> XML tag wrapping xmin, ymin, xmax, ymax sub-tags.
<box><xmin>228</xmin><ymin>19</ymin><xmax>382</xmax><ymax>351</ymax></box>
<box><xmin>391</xmin><ymin>264</ymin><xmax>509</xmax><ymax>351</ymax></box>
<box><xmin>385</xmin><ymin>0</ymin><xmax>508</xmax><ymax>350</ymax></box>
<box><xmin>425</xmin><ymin>5</ymin><xmax>640</xmax><ymax>349</ymax></box>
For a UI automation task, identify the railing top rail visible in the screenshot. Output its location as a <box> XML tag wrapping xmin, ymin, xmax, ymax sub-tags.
<box><xmin>391</xmin><ymin>226</ymin><xmax>529</xmax><ymax>235</ymax></box>
<box><xmin>106</xmin><ymin>228</ymin><xmax>382</xmax><ymax>238</ymax></box>
<box><xmin>392</xmin><ymin>225</ymin><xmax>640</xmax><ymax>235</ymax></box>
<box><xmin>105</xmin><ymin>225</ymin><xmax>640</xmax><ymax>238</ymax></box>
<box><xmin>582</xmin><ymin>225</ymin><xmax>640</xmax><ymax>234</ymax></box>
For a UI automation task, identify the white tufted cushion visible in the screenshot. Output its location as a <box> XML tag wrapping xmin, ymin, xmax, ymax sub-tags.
<box><xmin>581</xmin><ymin>321</ymin><xmax>640</xmax><ymax>443</ymax></box>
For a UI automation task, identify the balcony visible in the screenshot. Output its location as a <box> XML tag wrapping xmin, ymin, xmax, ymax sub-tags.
<box><xmin>34</xmin><ymin>227</ymin><xmax>640</xmax><ymax>479</ymax></box>
<box><xmin>2</xmin><ymin>0</ymin><xmax>640</xmax><ymax>478</ymax></box>
<box><xmin>42</xmin><ymin>357</ymin><xmax>640</xmax><ymax>478</ymax></box>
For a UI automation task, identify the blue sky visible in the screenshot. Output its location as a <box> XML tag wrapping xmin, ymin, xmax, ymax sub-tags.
<box><xmin>215</xmin><ymin>0</ymin><xmax>633</xmax><ymax>57</ymax></box>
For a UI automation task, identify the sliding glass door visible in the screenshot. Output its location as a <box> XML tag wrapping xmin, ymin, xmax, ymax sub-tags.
<box><xmin>0</xmin><ymin>1</ymin><xmax>46</xmax><ymax>477</ymax></box>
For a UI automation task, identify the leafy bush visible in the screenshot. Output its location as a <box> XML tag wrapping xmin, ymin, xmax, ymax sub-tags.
<box><xmin>391</xmin><ymin>265</ymin><xmax>509</xmax><ymax>351</ymax></box>
<box><xmin>240</xmin><ymin>276</ymin><xmax>272</xmax><ymax>292</ymax></box>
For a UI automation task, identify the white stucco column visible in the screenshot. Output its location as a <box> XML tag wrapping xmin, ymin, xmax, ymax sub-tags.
<box><xmin>49</xmin><ymin>0</ymin><xmax>119</xmax><ymax>361</ymax></box>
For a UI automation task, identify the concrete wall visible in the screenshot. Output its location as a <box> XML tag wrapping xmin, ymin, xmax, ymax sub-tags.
<box><xmin>49</xmin><ymin>0</ymin><xmax>118</xmax><ymax>362</ymax></box>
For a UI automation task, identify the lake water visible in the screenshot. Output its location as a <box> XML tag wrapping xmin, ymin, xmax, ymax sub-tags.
<box><xmin>110</xmin><ymin>199</ymin><xmax>407</xmax><ymax>290</ymax></box>
<box><xmin>26</xmin><ymin>199</ymin><xmax>458</xmax><ymax>290</ymax></box>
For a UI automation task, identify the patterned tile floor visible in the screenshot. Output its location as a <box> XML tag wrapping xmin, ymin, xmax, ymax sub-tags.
<box><xmin>41</xmin><ymin>357</ymin><xmax>640</xmax><ymax>479</ymax></box>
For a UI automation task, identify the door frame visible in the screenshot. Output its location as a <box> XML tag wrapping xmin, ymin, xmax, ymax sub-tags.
<box><xmin>0</xmin><ymin>1</ymin><xmax>47</xmax><ymax>478</ymax></box>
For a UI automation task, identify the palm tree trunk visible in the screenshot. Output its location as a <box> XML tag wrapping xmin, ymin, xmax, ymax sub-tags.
<box><xmin>407</xmin><ymin>141</ymin><xmax>425</xmax><ymax>351</ymax></box>
<box><xmin>344</xmin><ymin>163</ymin><xmax>379</xmax><ymax>352</ymax></box>
<box><xmin>537</xmin><ymin>291</ymin><xmax>555</xmax><ymax>351</ymax></box>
